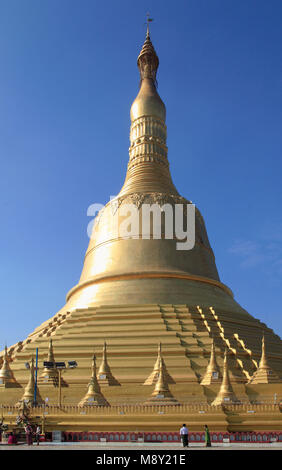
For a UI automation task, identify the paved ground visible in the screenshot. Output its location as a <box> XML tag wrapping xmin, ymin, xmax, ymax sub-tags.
<box><xmin>0</xmin><ymin>442</ymin><xmax>281</xmax><ymax>450</ymax></box>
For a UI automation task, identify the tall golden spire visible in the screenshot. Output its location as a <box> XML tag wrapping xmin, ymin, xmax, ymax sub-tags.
<box><xmin>79</xmin><ymin>354</ymin><xmax>110</xmax><ymax>407</ymax></box>
<box><xmin>119</xmin><ymin>28</ymin><xmax>178</xmax><ymax>197</ymax></box>
<box><xmin>144</xmin><ymin>343</ymin><xmax>175</xmax><ymax>385</ymax></box>
<box><xmin>200</xmin><ymin>339</ymin><xmax>222</xmax><ymax>385</ymax></box>
<box><xmin>145</xmin><ymin>13</ymin><xmax>153</xmax><ymax>41</ymax></box>
<box><xmin>248</xmin><ymin>335</ymin><xmax>281</xmax><ymax>384</ymax></box>
<box><xmin>97</xmin><ymin>342</ymin><xmax>120</xmax><ymax>386</ymax></box>
<box><xmin>211</xmin><ymin>350</ymin><xmax>239</xmax><ymax>406</ymax></box>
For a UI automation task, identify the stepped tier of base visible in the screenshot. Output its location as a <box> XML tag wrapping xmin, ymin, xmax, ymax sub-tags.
<box><xmin>1</xmin><ymin>403</ymin><xmax>282</xmax><ymax>433</ymax></box>
<box><xmin>1</xmin><ymin>304</ymin><xmax>282</xmax><ymax>410</ymax></box>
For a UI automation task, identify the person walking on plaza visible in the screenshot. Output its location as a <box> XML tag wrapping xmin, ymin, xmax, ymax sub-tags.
<box><xmin>180</xmin><ymin>424</ymin><xmax>189</xmax><ymax>447</ymax></box>
<box><xmin>204</xmin><ymin>424</ymin><xmax>211</xmax><ymax>447</ymax></box>
<box><xmin>24</xmin><ymin>423</ymin><xmax>33</xmax><ymax>446</ymax></box>
<box><xmin>35</xmin><ymin>425</ymin><xmax>41</xmax><ymax>446</ymax></box>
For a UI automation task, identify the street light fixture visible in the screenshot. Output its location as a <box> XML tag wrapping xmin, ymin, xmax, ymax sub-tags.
<box><xmin>68</xmin><ymin>361</ymin><xmax>77</xmax><ymax>369</ymax></box>
<box><xmin>42</xmin><ymin>360</ymin><xmax>78</xmax><ymax>406</ymax></box>
<box><xmin>43</xmin><ymin>361</ymin><xmax>54</xmax><ymax>369</ymax></box>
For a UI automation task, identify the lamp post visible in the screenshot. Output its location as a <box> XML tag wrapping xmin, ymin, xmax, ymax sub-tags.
<box><xmin>42</xmin><ymin>411</ymin><xmax>46</xmax><ymax>435</ymax></box>
<box><xmin>34</xmin><ymin>348</ymin><xmax>39</xmax><ymax>404</ymax></box>
<box><xmin>43</xmin><ymin>360</ymin><xmax>78</xmax><ymax>407</ymax></box>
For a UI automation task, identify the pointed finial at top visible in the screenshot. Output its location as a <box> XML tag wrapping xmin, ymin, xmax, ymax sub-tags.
<box><xmin>145</xmin><ymin>13</ymin><xmax>154</xmax><ymax>38</ymax></box>
<box><xmin>259</xmin><ymin>333</ymin><xmax>268</xmax><ymax>368</ymax></box>
<box><xmin>223</xmin><ymin>348</ymin><xmax>228</xmax><ymax>366</ymax></box>
<box><xmin>138</xmin><ymin>17</ymin><xmax>159</xmax><ymax>84</ymax></box>
<box><xmin>47</xmin><ymin>338</ymin><xmax>56</xmax><ymax>364</ymax></box>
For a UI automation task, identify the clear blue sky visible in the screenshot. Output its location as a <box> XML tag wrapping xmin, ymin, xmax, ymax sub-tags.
<box><xmin>0</xmin><ymin>0</ymin><xmax>281</xmax><ymax>346</ymax></box>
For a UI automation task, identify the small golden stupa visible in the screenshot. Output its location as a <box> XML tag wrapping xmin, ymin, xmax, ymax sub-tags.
<box><xmin>17</xmin><ymin>358</ymin><xmax>42</xmax><ymax>406</ymax></box>
<box><xmin>144</xmin><ymin>343</ymin><xmax>175</xmax><ymax>385</ymax></box>
<box><xmin>200</xmin><ymin>339</ymin><xmax>222</xmax><ymax>385</ymax></box>
<box><xmin>144</xmin><ymin>357</ymin><xmax>179</xmax><ymax>405</ymax></box>
<box><xmin>97</xmin><ymin>342</ymin><xmax>120</xmax><ymax>386</ymax></box>
<box><xmin>211</xmin><ymin>350</ymin><xmax>240</xmax><ymax>406</ymax></box>
<box><xmin>79</xmin><ymin>355</ymin><xmax>109</xmax><ymax>407</ymax></box>
<box><xmin>40</xmin><ymin>339</ymin><xmax>58</xmax><ymax>385</ymax></box>
<box><xmin>248</xmin><ymin>335</ymin><xmax>281</xmax><ymax>384</ymax></box>
<box><xmin>0</xmin><ymin>346</ymin><xmax>16</xmax><ymax>387</ymax></box>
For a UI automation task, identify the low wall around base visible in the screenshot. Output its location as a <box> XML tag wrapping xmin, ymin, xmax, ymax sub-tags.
<box><xmin>1</xmin><ymin>403</ymin><xmax>281</xmax><ymax>433</ymax></box>
<box><xmin>62</xmin><ymin>431</ymin><xmax>282</xmax><ymax>444</ymax></box>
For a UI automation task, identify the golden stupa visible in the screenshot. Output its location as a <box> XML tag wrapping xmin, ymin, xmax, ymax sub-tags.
<box><xmin>78</xmin><ymin>355</ymin><xmax>110</xmax><ymax>407</ymax></box>
<box><xmin>1</xmin><ymin>27</ymin><xmax>282</xmax><ymax>432</ymax></box>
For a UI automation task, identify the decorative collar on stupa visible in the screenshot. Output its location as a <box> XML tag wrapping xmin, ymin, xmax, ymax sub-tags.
<box><xmin>248</xmin><ymin>335</ymin><xmax>281</xmax><ymax>384</ymax></box>
<box><xmin>78</xmin><ymin>354</ymin><xmax>110</xmax><ymax>407</ymax></box>
<box><xmin>143</xmin><ymin>342</ymin><xmax>175</xmax><ymax>385</ymax></box>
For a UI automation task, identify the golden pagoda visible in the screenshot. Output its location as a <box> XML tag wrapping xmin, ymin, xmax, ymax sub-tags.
<box><xmin>1</xmin><ymin>27</ymin><xmax>282</xmax><ymax>432</ymax></box>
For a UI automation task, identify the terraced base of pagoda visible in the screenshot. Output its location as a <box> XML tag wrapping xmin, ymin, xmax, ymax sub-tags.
<box><xmin>1</xmin><ymin>304</ymin><xmax>281</xmax><ymax>409</ymax></box>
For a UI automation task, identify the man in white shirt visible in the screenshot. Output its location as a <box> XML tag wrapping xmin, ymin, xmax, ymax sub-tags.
<box><xmin>180</xmin><ymin>424</ymin><xmax>189</xmax><ymax>447</ymax></box>
<box><xmin>35</xmin><ymin>425</ymin><xmax>41</xmax><ymax>446</ymax></box>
